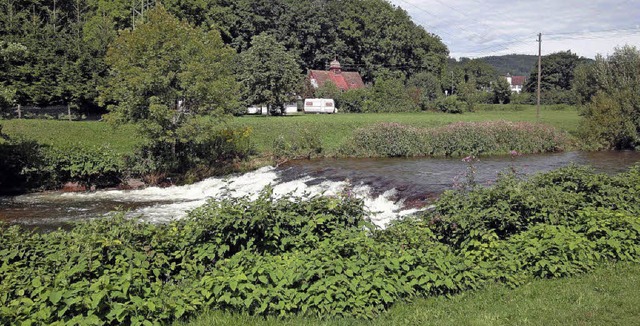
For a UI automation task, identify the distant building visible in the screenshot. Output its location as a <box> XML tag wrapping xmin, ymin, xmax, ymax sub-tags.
<box><xmin>505</xmin><ymin>73</ymin><xmax>526</xmax><ymax>93</ymax></box>
<box><xmin>308</xmin><ymin>59</ymin><xmax>365</xmax><ymax>91</ymax></box>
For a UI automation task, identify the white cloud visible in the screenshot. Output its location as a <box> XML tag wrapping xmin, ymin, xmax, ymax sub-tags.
<box><xmin>388</xmin><ymin>0</ymin><xmax>640</xmax><ymax>58</ymax></box>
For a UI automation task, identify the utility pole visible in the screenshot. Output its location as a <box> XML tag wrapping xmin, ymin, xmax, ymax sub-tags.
<box><xmin>536</xmin><ymin>33</ymin><xmax>542</xmax><ymax>121</ymax></box>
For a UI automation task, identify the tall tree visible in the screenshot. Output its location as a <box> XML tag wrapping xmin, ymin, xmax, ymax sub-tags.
<box><xmin>524</xmin><ymin>51</ymin><xmax>588</xmax><ymax>92</ymax></box>
<box><xmin>493</xmin><ymin>77</ymin><xmax>511</xmax><ymax>104</ymax></box>
<box><xmin>101</xmin><ymin>6</ymin><xmax>239</xmax><ymax>155</ymax></box>
<box><xmin>578</xmin><ymin>45</ymin><xmax>640</xmax><ymax>149</ymax></box>
<box><xmin>237</xmin><ymin>33</ymin><xmax>301</xmax><ymax>114</ymax></box>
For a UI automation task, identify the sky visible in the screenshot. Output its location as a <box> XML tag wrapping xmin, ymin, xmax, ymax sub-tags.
<box><xmin>387</xmin><ymin>0</ymin><xmax>640</xmax><ymax>59</ymax></box>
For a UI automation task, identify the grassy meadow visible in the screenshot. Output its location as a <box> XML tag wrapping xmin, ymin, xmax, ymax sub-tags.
<box><xmin>179</xmin><ymin>262</ymin><xmax>640</xmax><ymax>326</ymax></box>
<box><xmin>2</xmin><ymin>105</ymin><xmax>581</xmax><ymax>155</ymax></box>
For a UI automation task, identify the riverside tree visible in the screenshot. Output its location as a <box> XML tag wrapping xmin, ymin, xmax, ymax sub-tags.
<box><xmin>100</xmin><ymin>6</ymin><xmax>239</xmax><ymax>162</ymax></box>
<box><xmin>577</xmin><ymin>45</ymin><xmax>640</xmax><ymax>149</ymax></box>
<box><xmin>237</xmin><ymin>33</ymin><xmax>301</xmax><ymax>114</ymax></box>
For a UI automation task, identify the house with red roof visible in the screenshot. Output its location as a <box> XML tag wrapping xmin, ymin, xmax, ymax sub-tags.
<box><xmin>308</xmin><ymin>59</ymin><xmax>365</xmax><ymax>91</ymax></box>
<box><xmin>505</xmin><ymin>73</ymin><xmax>526</xmax><ymax>93</ymax></box>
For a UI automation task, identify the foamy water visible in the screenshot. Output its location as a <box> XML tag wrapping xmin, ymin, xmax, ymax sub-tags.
<box><xmin>7</xmin><ymin>166</ymin><xmax>421</xmax><ymax>228</ymax></box>
<box><xmin>5</xmin><ymin>151</ymin><xmax>639</xmax><ymax>229</ymax></box>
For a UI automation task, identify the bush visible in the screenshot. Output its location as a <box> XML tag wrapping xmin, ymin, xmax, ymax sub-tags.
<box><xmin>272</xmin><ymin>128</ymin><xmax>323</xmax><ymax>162</ymax></box>
<box><xmin>1</xmin><ymin>166</ymin><xmax>640</xmax><ymax>324</ymax></box>
<box><xmin>340</xmin><ymin>122</ymin><xmax>425</xmax><ymax>157</ymax></box>
<box><xmin>341</xmin><ymin>121</ymin><xmax>571</xmax><ymax>158</ymax></box>
<box><xmin>575</xmin><ymin>46</ymin><xmax>640</xmax><ymax>149</ymax></box>
<box><xmin>362</xmin><ymin>77</ymin><xmax>417</xmax><ymax>113</ymax></box>
<box><xmin>432</xmin><ymin>95</ymin><xmax>465</xmax><ymax>113</ymax></box>
<box><xmin>428</xmin><ymin>164</ymin><xmax>640</xmax><ymax>242</ymax></box>
<box><xmin>0</xmin><ymin>138</ymin><xmax>126</xmax><ymax>193</ymax></box>
<box><xmin>129</xmin><ymin>124</ymin><xmax>255</xmax><ymax>179</ymax></box>
<box><xmin>339</xmin><ymin>88</ymin><xmax>368</xmax><ymax>113</ymax></box>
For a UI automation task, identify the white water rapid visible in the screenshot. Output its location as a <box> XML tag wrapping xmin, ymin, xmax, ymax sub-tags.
<box><xmin>52</xmin><ymin>166</ymin><xmax>420</xmax><ymax>228</ymax></box>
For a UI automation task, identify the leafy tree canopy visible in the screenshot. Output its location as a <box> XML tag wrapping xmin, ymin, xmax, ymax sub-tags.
<box><xmin>237</xmin><ymin>33</ymin><xmax>301</xmax><ymax>113</ymax></box>
<box><xmin>524</xmin><ymin>50</ymin><xmax>590</xmax><ymax>93</ymax></box>
<box><xmin>100</xmin><ymin>6</ymin><xmax>239</xmax><ymax>152</ymax></box>
<box><xmin>0</xmin><ymin>0</ymin><xmax>449</xmax><ymax>111</ymax></box>
<box><xmin>577</xmin><ymin>45</ymin><xmax>640</xmax><ymax>150</ymax></box>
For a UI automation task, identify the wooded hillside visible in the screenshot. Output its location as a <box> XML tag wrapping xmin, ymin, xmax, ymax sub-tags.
<box><xmin>479</xmin><ymin>54</ymin><xmax>537</xmax><ymax>76</ymax></box>
<box><xmin>0</xmin><ymin>0</ymin><xmax>448</xmax><ymax>111</ymax></box>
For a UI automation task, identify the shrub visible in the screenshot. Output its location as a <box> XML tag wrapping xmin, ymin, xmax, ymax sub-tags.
<box><xmin>340</xmin><ymin>122</ymin><xmax>426</xmax><ymax>157</ymax></box>
<box><xmin>271</xmin><ymin>128</ymin><xmax>323</xmax><ymax>161</ymax></box>
<box><xmin>362</xmin><ymin>77</ymin><xmax>417</xmax><ymax>113</ymax></box>
<box><xmin>433</xmin><ymin>95</ymin><xmax>465</xmax><ymax>113</ymax></box>
<box><xmin>0</xmin><ymin>138</ymin><xmax>125</xmax><ymax>193</ymax></box>
<box><xmin>129</xmin><ymin>124</ymin><xmax>255</xmax><ymax>178</ymax></box>
<box><xmin>342</xmin><ymin>121</ymin><xmax>571</xmax><ymax>158</ymax></box>
<box><xmin>339</xmin><ymin>88</ymin><xmax>368</xmax><ymax>113</ymax></box>
<box><xmin>427</xmin><ymin>164</ymin><xmax>640</xmax><ymax>242</ymax></box>
<box><xmin>576</xmin><ymin>46</ymin><xmax>640</xmax><ymax>149</ymax></box>
<box><xmin>2</xmin><ymin>167</ymin><xmax>640</xmax><ymax>324</ymax></box>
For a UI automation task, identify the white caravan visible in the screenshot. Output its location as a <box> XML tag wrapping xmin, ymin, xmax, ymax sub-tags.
<box><xmin>303</xmin><ymin>98</ymin><xmax>336</xmax><ymax>114</ymax></box>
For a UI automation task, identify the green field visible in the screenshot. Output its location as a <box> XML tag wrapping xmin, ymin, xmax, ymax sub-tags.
<box><xmin>230</xmin><ymin>105</ymin><xmax>580</xmax><ymax>153</ymax></box>
<box><xmin>0</xmin><ymin>119</ymin><xmax>139</xmax><ymax>154</ymax></box>
<box><xmin>2</xmin><ymin>105</ymin><xmax>581</xmax><ymax>155</ymax></box>
<box><xmin>179</xmin><ymin>262</ymin><xmax>640</xmax><ymax>326</ymax></box>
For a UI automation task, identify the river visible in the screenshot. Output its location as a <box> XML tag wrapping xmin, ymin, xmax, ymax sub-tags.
<box><xmin>1</xmin><ymin>151</ymin><xmax>639</xmax><ymax>230</ymax></box>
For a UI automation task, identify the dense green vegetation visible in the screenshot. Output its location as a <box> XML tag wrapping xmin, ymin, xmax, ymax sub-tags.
<box><xmin>2</xmin><ymin>105</ymin><xmax>580</xmax><ymax>154</ymax></box>
<box><xmin>522</xmin><ymin>51</ymin><xmax>591</xmax><ymax>105</ymax></box>
<box><xmin>0</xmin><ymin>0</ymin><xmax>447</xmax><ymax>111</ymax></box>
<box><xmin>574</xmin><ymin>46</ymin><xmax>640</xmax><ymax>150</ymax></box>
<box><xmin>2</xmin><ymin>165</ymin><xmax>639</xmax><ymax>324</ymax></box>
<box><xmin>341</xmin><ymin>121</ymin><xmax>570</xmax><ymax>157</ymax></box>
<box><xmin>180</xmin><ymin>262</ymin><xmax>640</xmax><ymax>326</ymax></box>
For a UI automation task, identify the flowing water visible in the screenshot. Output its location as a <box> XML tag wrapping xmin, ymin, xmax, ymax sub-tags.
<box><xmin>1</xmin><ymin>151</ymin><xmax>639</xmax><ymax>230</ymax></box>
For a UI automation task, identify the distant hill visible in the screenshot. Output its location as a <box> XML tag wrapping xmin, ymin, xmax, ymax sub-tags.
<box><xmin>479</xmin><ymin>54</ymin><xmax>537</xmax><ymax>76</ymax></box>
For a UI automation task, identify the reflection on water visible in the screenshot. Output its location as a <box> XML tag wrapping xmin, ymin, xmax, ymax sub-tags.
<box><xmin>1</xmin><ymin>151</ymin><xmax>639</xmax><ymax>230</ymax></box>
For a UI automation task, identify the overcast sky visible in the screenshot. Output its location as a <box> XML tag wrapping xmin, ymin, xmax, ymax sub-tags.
<box><xmin>387</xmin><ymin>0</ymin><xmax>640</xmax><ymax>59</ymax></box>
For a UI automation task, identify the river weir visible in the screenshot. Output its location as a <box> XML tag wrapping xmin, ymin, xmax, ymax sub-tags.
<box><xmin>1</xmin><ymin>151</ymin><xmax>639</xmax><ymax>230</ymax></box>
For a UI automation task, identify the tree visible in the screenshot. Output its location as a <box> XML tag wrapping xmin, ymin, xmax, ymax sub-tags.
<box><xmin>315</xmin><ymin>81</ymin><xmax>342</xmax><ymax>105</ymax></box>
<box><xmin>578</xmin><ymin>45</ymin><xmax>640</xmax><ymax>149</ymax></box>
<box><xmin>524</xmin><ymin>51</ymin><xmax>588</xmax><ymax>93</ymax></box>
<box><xmin>407</xmin><ymin>71</ymin><xmax>442</xmax><ymax>109</ymax></box>
<box><xmin>237</xmin><ymin>33</ymin><xmax>301</xmax><ymax>114</ymax></box>
<box><xmin>100</xmin><ymin>6</ymin><xmax>239</xmax><ymax>157</ymax></box>
<box><xmin>363</xmin><ymin>76</ymin><xmax>416</xmax><ymax>112</ymax></box>
<box><xmin>0</xmin><ymin>41</ymin><xmax>26</xmax><ymax>114</ymax></box>
<box><xmin>493</xmin><ymin>77</ymin><xmax>511</xmax><ymax>104</ymax></box>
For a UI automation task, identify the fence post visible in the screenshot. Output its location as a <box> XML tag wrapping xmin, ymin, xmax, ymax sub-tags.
<box><xmin>17</xmin><ymin>104</ymin><xmax>21</xmax><ymax>119</ymax></box>
<box><xmin>68</xmin><ymin>103</ymin><xmax>72</xmax><ymax>121</ymax></box>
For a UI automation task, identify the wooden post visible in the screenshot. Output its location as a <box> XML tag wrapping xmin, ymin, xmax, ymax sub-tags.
<box><xmin>68</xmin><ymin>103</ymin><xmax>72</xmax><ymax>121</ymax></box>
<box><xmin>17</xmin><ymin>104</ymin><xmax>21</xmax><ymax>119</ymax></box>
<box><xmin>536</xmin><ymin>33</ymin><xmax>542</xmax><ymax>121</ymax></box>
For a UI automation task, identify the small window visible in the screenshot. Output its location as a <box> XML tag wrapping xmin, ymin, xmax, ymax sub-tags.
<box><xmin>326</xmin><ymin>102</ymin><xmax>333</xmax><ymax>107</ymax></box>
<box><xmin>306</xmin><ymin>102</ymin><xmax>313</xmax><ymax>106</ymax></box>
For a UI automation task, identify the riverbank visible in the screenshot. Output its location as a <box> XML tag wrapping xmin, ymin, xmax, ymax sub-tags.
<box><xmin>0</xmin><ymin>105</ymin><xmax>581</xmax><ymax>193</ymax></box>
<box><xmin>2</xmin><ymin>105</ymin><xmax>580</xmax><ymax>156</ymax></box>
<box><xmin>2</xmin><ymin>165</ymin><xmax>639</xmax><ymax>324</ymax></box>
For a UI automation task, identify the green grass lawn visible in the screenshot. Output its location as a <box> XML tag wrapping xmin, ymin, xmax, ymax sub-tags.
<box><xmin>177</xmin><ymin>262</ymin><xmax>640</xmax><ymax>326</ymax></box>
<box><xmin>227</xmin><ymin>105</ymin><xmax>581</xmax><ymax>153</ymax></box>
<box><xmin>1</xmin><ymin>105</ymin><xmax>581</xmax><ymax>155</ymax></box>
<box><xmin>0</xmin><ymin>119</ymin><xmax>139</xmax><ymax>154</ymax></box>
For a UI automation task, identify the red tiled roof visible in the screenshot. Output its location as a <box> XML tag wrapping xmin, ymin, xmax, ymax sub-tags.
<box><xmin>309</xmin><ymin>70</ymin><xmax>365</xmax><ymax>91</ymax></box>
<box><xmin>510</xmin><ymin>76</ymin><xmax>526</xmax><ymax>86</ymax></box>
